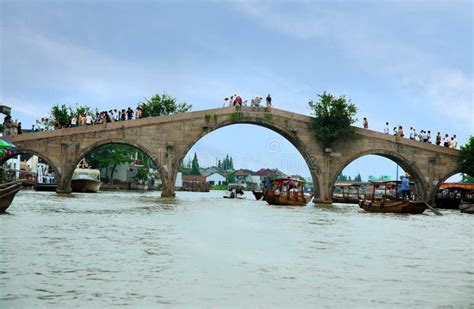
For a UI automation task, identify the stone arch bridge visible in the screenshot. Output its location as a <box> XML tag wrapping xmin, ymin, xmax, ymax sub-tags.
<box><xmin>5</xmin><ymin>107</ymin><xmax>460</xmax><ymax>203</ymax></box>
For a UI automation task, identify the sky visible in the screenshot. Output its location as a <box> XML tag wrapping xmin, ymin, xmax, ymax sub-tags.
<box><xmin>1</xmin><ymin>0</ymin><xmax>472</xmax><ymax>179</ymax></box>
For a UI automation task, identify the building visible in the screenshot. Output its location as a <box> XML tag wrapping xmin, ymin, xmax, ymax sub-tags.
<box><xmin>206</xmin><ymin>172</ymin><xmax>226</xmax><ymax>186</ymax></box>
<box><xmin>182</xmin><ymin>175</ymin><xmax>209</xmax><ymax>192</ymax></box>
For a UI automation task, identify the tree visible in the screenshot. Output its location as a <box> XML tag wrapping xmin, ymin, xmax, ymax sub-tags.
<box><xmin>308</xmin><ymin>92</ymin><xmax>358</xmax><ymax>147</ymax></box>
<box><xmin>50</xmin><ymin>104</ymin><xmax>70</xmax><ymax>128</ymax></box>
<box><xmin>138</xmin><ymin>93</ymin><xmax>192</xmax><ymax>118</ymax></box>
<box><xmin>461</xmin><ymin>173</ymin><xmax>474</xmax><ymax>183</ymax></box>
<box><xmin>190</xmin><ymin>153</ymin><xmax>201</xmax><ymax>176</ymax></box>
<box><xmin>85</xmin><ymin>144</ymin><xmax>134</xmax><ymax>183</ymax></box>
<box><xmin>458</xmin><ymin>136</ymin><xmax>474</xmax><ymax>178</ymax></box>
<box><xmin>354</xmin><ymin>173</ymin><xmax>362</xmax><ymax>182</ymax></box>
<box><xmin>135</xmin><ymin>167</ymin><xmax>149</xmax><ymax>183</ymax></box>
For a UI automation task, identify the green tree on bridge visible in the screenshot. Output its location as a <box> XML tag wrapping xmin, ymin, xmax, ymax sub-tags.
<box><xmin>308</xmin><ymin>92</ymin><xmax>358</xmax><ymax>147</ymax></box>
<box><xmin>138</xmin><ymin>94</ymin><xmax>192</xmax><ymax>118</ymax></box>
<box><xmin>459</xmin><ymin>136</ymin><xmax>474</xmax><ymax>178</ymax></box>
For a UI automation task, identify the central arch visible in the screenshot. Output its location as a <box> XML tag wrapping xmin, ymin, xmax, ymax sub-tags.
<box><xmin>331</xmin><ymin>149</ymin><xmax>428</xmax><ymax>199</ymax></box>
<box><xmin>65</xmin><ymin>138</ymin><xmax>165</xmax><ymax>192</ymax></box>
<box><xmin>174</xmin><ymin>118</ymin><xmax>322</xmax><ymax>198</ymax></box>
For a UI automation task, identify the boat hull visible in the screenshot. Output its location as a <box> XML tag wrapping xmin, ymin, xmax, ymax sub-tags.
<box><xmin>0</xmin><ymin>180</ymin><xmax>23</xmax><ymax>212</ymax></box>
<box><xmin>252</xmin><ymin>191</ymin><xmax>264</xmax><ymax>200</ymax></box>
<box><xmin>460</xmin><ymin>202</ymin><xmax>474</xmax><ymax>214</ymax></box>
<box><xmin>359</xmin><ymin>199</ymin><xmax>427</xmax><ymax>214</ymax></box>
<box><xmin>266</xmin><ymin>192</ymin><xmax>312</xmax><ymax>206</ymax></box>
<box><xmin>71</xmin><ymin>179</ymin><xmax>102</xmax><ymax>193</ymax></box>
<box><xmin>332</xmin><ymin>195</ymin><xmax>360</xmax><ymax>204</ymax></box>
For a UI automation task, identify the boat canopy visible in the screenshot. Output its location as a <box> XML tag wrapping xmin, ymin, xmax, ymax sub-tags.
<box><xmin>439</xmin><ymin>183</ymin><xmax>474</xmax><ymax>190</ymax></box>
<box><xmin>271</xmin><ymin>177</ymin><xmax>305</xmax><ymax>187</ymax></box>
<box><xmin>334</xmin><ymin>182</ymin><xmax>361</xmax><ymax>187</ymax></box>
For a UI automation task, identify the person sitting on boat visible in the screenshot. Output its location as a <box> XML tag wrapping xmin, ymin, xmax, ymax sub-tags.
<box><xmin>401</xmin><ymin>174</ymin><xmax>411</xmax><ymax>200</ymax></box>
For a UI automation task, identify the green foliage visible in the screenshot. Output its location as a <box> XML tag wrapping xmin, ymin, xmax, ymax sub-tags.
<box><xmin>190</xmin><ymin>153</ymin><xmax>201</xmax><ymax>176</ymax></box>
<box><xmin>459</xmin><ymin>136</ymin><xmax>474</xmax><ymax>177</ymax></box>
<box><xmin>85</xmin><ymin>144</ymin><xmax>134</xmax><ymax>182</ymax></box>
<box><xmin>138</xmin><ymin>93</ymin><xmax>192</xmax><ymax>118</ymax></box>
<box><xmin>210</xmin><ymin>184</ymin><xmax>228</xmax><ymax>190</ymax></box>
<box><xmin>264</xmin><ymin>113</ymin><xmax>273</xmax><ymax>123</ymax></box>
<box><xmin>228</xmin><ymin>112</ymin><xmax>242</xmax><ymax>122</ymax></box>
<box><xmin>461</xmin><ymin>173</ymin><xmax>474</xmax><ymax>183</ymax></box>
<box><xmin>354</xmin><ymin>173</ymin><xmax>362</xmax><ymax>182</ymax></box>
<box><xmin>0</xmin><ymin>124</ymin><xmax>4</xmax><ymax>133</ymax></box>
<box><xmin>218</xmin><ymin>154</ymin><xmax>234</xmax><ymax>170</ymax></box>
<box><xmin>135</xmin><ymin>167</ymin><xmax>149</xmax><ymax>182</ymax></box>
<box><xmin>308</xmin><ymin>92</ymin><xmax>358</xmax><ymax>147</ymax></box>
<box><xmin>205</xmin><ymin>114</ymin><xmax>211</xmax><ymax>123</ymax></box>
<box><xmin>226</xmin><ymin>171</ymin><xmax>236</xmax><ymax>183</ymax></box>
<box><xmin>213</xmin><ymin>114</ymin><xmax>218</xmax><ymax>122</ymax></box>
<box><xmin>50</xmin><ymin>104</ymin><xmax>70</xmax><ymax>128</ymax></box>
<box><xmin>69</xmin><ymin>103</ymin><xmax>92</xmax><ymax>117</ymax></box>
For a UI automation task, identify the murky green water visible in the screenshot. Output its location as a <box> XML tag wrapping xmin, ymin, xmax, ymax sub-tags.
<box><xmin>1</xmin><ymin>190</ymin><xmax>473</xmax><ymax>308</ymax></box>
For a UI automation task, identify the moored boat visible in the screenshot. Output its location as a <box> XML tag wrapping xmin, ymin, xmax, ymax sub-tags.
<box><xmin>71</xmin><ymin>159</ymin><xmax>102</xmax><ymax>193</ymax></box>
<box><xmin>265</xmin><ymin>178</ymin><xmax>312</xmax><ymax>206</ymax></box>
<box><xmin>0</xmin><ymin>180</ymin><xmax>23</xmax><ymax>212</ymax></box>
<box><xmin>359</xmin><ymin>180</ymin><xmax>427</xmax><ymax>214</ymax></box>
<box><xmin>332</xmin><ymin>182</ymin><xmax>361</xmax><ymax>204</ymax></box>
<box><xmin>435</xmin><ymin>183</ymin><xmax>474</xmax><ymax>209</ymax></box>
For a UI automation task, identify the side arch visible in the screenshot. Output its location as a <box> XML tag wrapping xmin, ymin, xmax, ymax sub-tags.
<box><xmin>330</xmin><ymin>148</ymin><xmax>428</xmax><ymax>198</ymax></box>
<box><xmin>64</xmin><ymin>138</ymin><xmax>165</xmax><ymax>191</ymax></box>
<box><xmin>0</xmin><ymin>147</ymin><xmax>62</xmax><ymax>182</ymax></box>
<box><xmin>173</xmin><ymin>118</ymin><xmax>322</xmax><ymax>197</ymax></box>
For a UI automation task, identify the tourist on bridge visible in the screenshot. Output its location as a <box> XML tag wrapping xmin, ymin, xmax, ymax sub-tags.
<box><xmin>223</xmin><ymin>97</ymin><xmax>229</xmax><ymax>107</ymax></box>
<box><xmin>398</xmin><ymin>126</ymin><xmax>404</xmax><ymax>138</ymax></box>
<box><xmin>135</xmin><ymin>107</ymin><xmax>142</xmax><ymax>119</ymax></box>
<box><xmin>450</xmin><ymin>135</ymin><xmax>458</xmax><ymax>149</ymax></box>
<box><xmin>435</xmin><ymin>132</ymin><xmax>441</xmax><ymax>146</ymax></box>
<box><xmin>384</xmin><ymin>122</ymin><xmax>390</xmax><ymax>134</ymax></box>
<box><xmin>363</xmin><ymin>118</ymin><xmax>368</xmax><ymax>129</ymax></box>
<box><xmin>443</xmin><ymin>134</ymin><xmax>450</xmax><ymax>147</ymax></box>
<box><xmin>126</xmin><ymin>107</ymin><xmax>134</xmax><ymax>120</ymax></box>
<box><xmin>266</xmin><ymin>94</ymin><xmax>272</xmax><ymax>112</ymax></box>
<box><xmin>427</xmin><ymin>131</ymin><xmax>432</xmax><ymax>143</ymax></box>
<box><xmin>409</xmin><ymin>127</ymin><xmax>415</xmax><ymax>140</ymax></box>
<box><xmin>401</xmin><ymin>174</ymin><xmax>411</xmax><ymax>200</ymax></box>
<box><xmin>234</xmin><ymin>94</ymin><xmax>242</xmax><ymax>111</ymax></box>
<box><xmin>393</xmin><ymin>126</ymin><xmax>398</xmax><ymax>136</ymax></box>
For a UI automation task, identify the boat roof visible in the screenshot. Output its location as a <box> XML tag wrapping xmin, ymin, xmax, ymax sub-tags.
<box><xmin>369</xmin><ymin>180</ymin><xmax>415</xmax><ymax>185</ymax></box>
<box><xmin>74</xmin><ymin>168</ymin><xmax>100</xmax><ymax>175</ymax></box>
<box><xmin>272</xmin><ymin>177</ymin><xmax>305</xmax><ymax>183</ymax></box>
<box><xmin>334</xmin><ymin>182</ymin><xmax>361</xmax><ymax>187</ymax></box>
<box><xmin>440</xmin><ymin>183</ymin><xmax>474</xmax><ymax>190</ymax></box>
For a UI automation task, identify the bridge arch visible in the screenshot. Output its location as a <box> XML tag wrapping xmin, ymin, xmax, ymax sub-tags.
<box><xmin>429</xmin><ymin>168</ymin><xmax>471</xmax><ymax>202</ymax></box>
<box><xmin>330</xmin><ymin>148</ymin><xmax>428</xmax><ymax>198</ymax></box>
<box><xmin>174</xmin><ymin>118</ymin><xmax>322</xmax><ymax>197</ymax></box>
<box><xmin>0</xmin><ymin>147</ymin><xmax>62</xmax><ymax>183</ymax></box>
<box><xmin>64</xmin><ymin>138</ymin><xmax>165</xmax><ymax>192</ymax></box>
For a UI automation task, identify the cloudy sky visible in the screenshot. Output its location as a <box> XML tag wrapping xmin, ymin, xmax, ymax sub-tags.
<box><xmin>1</xmin><ymin>0</ymin><xmax>472</xmax><ymax>179</ymax></box>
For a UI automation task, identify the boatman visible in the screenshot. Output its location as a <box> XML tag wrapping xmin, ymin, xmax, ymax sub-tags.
<box><xmin>401</xmin><ymin>173</ymin><xmax>411</xmax><ymax>200</ymax></box>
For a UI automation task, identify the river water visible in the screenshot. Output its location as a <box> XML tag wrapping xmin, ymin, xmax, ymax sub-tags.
<box><xmin>1</xmin><ymin>190</ymin><xmax>473</xmax><ymax>308</ymax></box>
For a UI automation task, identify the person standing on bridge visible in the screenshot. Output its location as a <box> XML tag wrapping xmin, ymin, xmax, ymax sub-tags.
<box><xmin>435</xmin><ymin>132</ymin><xmax>441</xmax><ymax>146</ymax></box>
<box><xmin>363</xmin><ymin>118</ymin><xmax>368</xmax><ymax>129</ymax></box>
<box><xmin>266</xmin><ymin>94</ymin><xmax>272</xmax><ymax>112</ymax></box>
<box><xmin>384</xmin><ymin>122</ymin><xmax>390</xmax><ymax>134</ymax></box>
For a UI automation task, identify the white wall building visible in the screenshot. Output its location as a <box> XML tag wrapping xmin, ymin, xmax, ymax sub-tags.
<box><xmin>206</xmin><ymin>172</ymin><xmax>226</xmax><ymax>185</ymax></box>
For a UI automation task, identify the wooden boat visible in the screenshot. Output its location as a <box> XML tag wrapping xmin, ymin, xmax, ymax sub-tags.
<box><xmin>71</xmin><ymin>159</ymin><xmax>102</xmax><ymax>193</ymax></box>
<box><xmin>359</xmin><ymin>180</ymin><xmax>427</xmax><ymax>214</ymax></box>
<box><xmin>435</xmin><ymin>183</ymin><xmax>474</xmax><ymax>209</ymax></box>
<box><xmin>252</xmin><ymin>190</ymin><xmax>264</xmax><ymax>200</ymax></box>
<box><xmin>332</xmin><ymin>182</ymin><xmax>361</xmax><ymax>204</ymax></box>
<box><xmin>265</xmin><ymin>178</ymin><xmax>312</xmax><ymax>206</ymax></box>
<box><xmin>0</xmin><ymin>180</ymin><xmax>23</xmax><ymax>212</ymax></box>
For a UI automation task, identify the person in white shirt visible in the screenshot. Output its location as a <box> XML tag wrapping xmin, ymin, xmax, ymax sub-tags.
<box><xmin>384</xmin><ymin>122</ymin><xmax>389</xmax><ymax>134</ymax></box>
<box><xmin>85</xmin><ymin>114</ymin><xmax>93</xmax><ymax>125</ymax></box>
<box><xmin>451</xmin><ymin>135</ymin><xmax>458</xmax><ymax>148</ymax></box>
<box><xmin>409</xmin><ymin>127</ymin><xmax>415</xmax><ymax>140</ymax></box>
<box><xmin>427</xmin><ymin>131</ymin><xmax>432</xmax><ymax>143</ymax></box>
<box><xmin>71</xmin><ymin>115</ymin><xmax>77</xmax><ymax>127</ymax></box>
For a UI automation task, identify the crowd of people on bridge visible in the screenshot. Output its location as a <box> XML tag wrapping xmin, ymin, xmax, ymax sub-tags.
<box><xmin>223</xmin><ymin>93</ymin><xmax>272</xmax><ymax>112</ymax></box>
<box><xmin>362</xmin><ymin>118</ymin><xmax>459</xmax><ymax>149</ymax></box>
<box><xmin>2</xmin><ymin>106</ymin><xmax>144</xmax><ymax>135</ymax></box>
